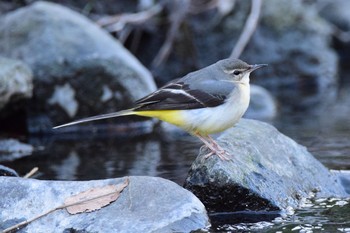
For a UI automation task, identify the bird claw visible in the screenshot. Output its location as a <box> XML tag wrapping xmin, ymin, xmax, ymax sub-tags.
<box><xmin>197</xmin><ymin>134</ymin><xmax>232</xmax><ymax>161</ymax></box>
<box><xmin>202</xmin><ymin>146</ymin><xmax>231</xmax><ymax>161</ymax></box>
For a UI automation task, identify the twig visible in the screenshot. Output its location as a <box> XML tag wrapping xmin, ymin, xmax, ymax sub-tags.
<box><xmin>97</xmin><ymin>4</ymin><xmax>162</xmax><ymax>32</ymax></box>
<box><xmin>23</xmin><ymin>167</ymin><xmax>38</xmax><ymax>178</ymax></box>
<box><xmin>3</xmin><ymin>206</ymin><xmax>60</xmax><ymax>233</ymax></box>
<box><xmin>152</xmin><ymin>0</ymin><xmax>190</xmax><ymax>67</ymax></box>
<box><xmin>189</xmin><ymin>0</ymin><xmax>219</xmax><ymax>14</ymax></box>
<box><xmin>230</xmin><ymin>0</ymin><xmax>262</xmax><ymax>58</ymax></box>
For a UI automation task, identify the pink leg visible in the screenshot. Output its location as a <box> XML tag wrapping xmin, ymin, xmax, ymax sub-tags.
<box><xmin>195</xmin><ymin>133</ymin><xmax>231</xmax><ymax>161</ymax></box>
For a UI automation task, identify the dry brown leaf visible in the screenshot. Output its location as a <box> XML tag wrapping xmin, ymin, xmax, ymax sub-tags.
<box><xmin>64</xmin><ymin>178</ymin><xmax>129</xmax><ymax>214</ymax></box>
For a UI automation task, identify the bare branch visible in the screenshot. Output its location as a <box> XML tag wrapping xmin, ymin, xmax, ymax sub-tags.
<box><xmin>230</xmin><ymin>0</ymin><xmax>262</xmax><ymax>58</ymax></box>
<box><xmin>152</xmin><ymin>0</ymin><xmax>190</xmax><ymax>67</ymax></box>
<box><xmin>23</xmin><ymin>167</ymin><xmax>38</xmax><ymax>178</ymax></box>
<box><xmin>97</xmin><ymin>4</ymin><xmax>162</xmax><ymax>33</ymax></box>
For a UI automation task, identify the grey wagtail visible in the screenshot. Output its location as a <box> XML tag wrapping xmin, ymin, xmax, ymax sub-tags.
<box><xmin>54</xmin><ymin>58</ymin><xmax>266</xmax><ymax>160</ymax></box>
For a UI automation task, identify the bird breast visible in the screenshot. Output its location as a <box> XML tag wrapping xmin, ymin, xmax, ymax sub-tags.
<box><xmin>181</xmin><ymin>83</ymin><xmax>250</xmax><ymax>135</ymax></box>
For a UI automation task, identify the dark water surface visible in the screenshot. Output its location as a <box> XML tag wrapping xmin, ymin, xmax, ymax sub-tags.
<box><xmin>2</xmin><ymin>90</ymin><xmax>350</xmax><ymax>232</ymax></box>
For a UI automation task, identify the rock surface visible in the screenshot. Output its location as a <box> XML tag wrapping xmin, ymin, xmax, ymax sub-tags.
<box><xmin>0</xmin><ymin>1</ymin><xmax>156</xmax><ymax>132</ymax></box>
<box><xmin>0</xmin><ymin>176</ymin><xmax>208</xmax><ymax>233</ymax></box>
<box><xmin>184</xmin><ymin>119</ymin><xmax>348</xmax><ymax>213</ymax></box>
<box><xmin>0</xmin><ymin>165</ymin><xmax>19</xmax><ymax>177</ymax></box>
<box><xmin>0</xmin><ymin>57</ymin><xmax>33</xmax><ymax>115</ymax></box>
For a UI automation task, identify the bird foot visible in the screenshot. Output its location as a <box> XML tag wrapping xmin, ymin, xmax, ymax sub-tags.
<box><xmin>201</xmin><ymin>146</ymin><xmax>231</xmax><ymax>161</ymax></box>
<box><xmin>197</xmin><ymin>134</ymin><xmax>232</xmax><ymax>161</ymax></box>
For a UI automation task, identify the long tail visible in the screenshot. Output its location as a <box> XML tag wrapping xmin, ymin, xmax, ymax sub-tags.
<box><xmin>53</xmin><ymin>109</ymin><xmax>135</xmax><ymax>129</ymax></box>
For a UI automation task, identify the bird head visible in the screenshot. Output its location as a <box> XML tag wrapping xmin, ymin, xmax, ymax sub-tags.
<box><xmin>219</xmin><ymin>58</ymin><xmax>267</xmax><ymax>84</ymax></box>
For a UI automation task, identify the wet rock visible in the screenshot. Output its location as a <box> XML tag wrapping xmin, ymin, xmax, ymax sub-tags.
<box><xmin>184</xmin><ymin>119</ymin><xmax>348</xmax><ymax>213</ymax></box>
<box><xmin>0</xmin><ymin>1</ymin><xmax>156</xmax><ymax>132</ymax></box>
<box><xmin>0</xmin><ymin>176</ymin><xmax>208</xmax><ymax>232</ymax></box>
<box><xmin>0</xmin><ymin>165</ymin><xmax>19</xmax><ymax>177</ymax></box>
<box><xmin>244</xmin><ymin>84</ymin><xmax>277</xmax><ymax>120</ymax></box>
<box><xmin>0</xmin><ymin>57</ymin><xmax>33</xmax><ymax>116</ymax></box>
<box><xmin>0</xmin><ymin>139</ymin><xmax>33</xmax><ymax>162</ymax></box>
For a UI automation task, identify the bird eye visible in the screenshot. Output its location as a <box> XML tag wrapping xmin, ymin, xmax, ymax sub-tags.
<box><xmin>233</xmin><ymin>70</ymin><xmax>241</xmax><ymax>75</ymax></box>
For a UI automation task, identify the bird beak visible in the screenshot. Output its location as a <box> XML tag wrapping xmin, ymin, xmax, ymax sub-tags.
<box><xmin>248</xmin><ymin>64</ymin><xmax>268</xmax><ymax>72</ymax></box>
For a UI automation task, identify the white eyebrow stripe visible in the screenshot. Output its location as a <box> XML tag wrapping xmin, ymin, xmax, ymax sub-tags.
<box><xmin>224</xmin><ymin>69</ymin><xmax>235</xmax><ymax>74</ymax></box>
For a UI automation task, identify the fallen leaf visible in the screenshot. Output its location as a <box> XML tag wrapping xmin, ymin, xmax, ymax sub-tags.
<box><xmin>64</xmin><ymin>178</ymin><xmax>129</xmax><ymax>214</ymax></box>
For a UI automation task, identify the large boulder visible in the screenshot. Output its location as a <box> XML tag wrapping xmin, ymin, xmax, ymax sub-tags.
<box><xmin>184</xmin><ymin>119</ymin><xmax>348</xmax><ymax>212</ymax></box>
<box><xmin>0</xmin><ymin>176</ymin><xmax>208</xmax><ymax>232</ymax></box>
<box><xmin>0</xmin><ymin>1</ymin><xmax>156</xmax><ymax>132</ymax></box>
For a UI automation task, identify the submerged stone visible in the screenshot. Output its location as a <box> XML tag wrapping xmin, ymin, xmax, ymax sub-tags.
<box><xmin>0</xmin><ymin>139</ymin><xmax>33</xmax><ymax>162</ymax></box>
<box><xmin>0</xmin><ymin>165</ymin><xmax>18</xmax><ymax>177</ymax></box>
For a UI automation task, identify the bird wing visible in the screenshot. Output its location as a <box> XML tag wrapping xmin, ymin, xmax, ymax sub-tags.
<box><xmin>134</xmin><ymin>78</ymin><xmax>236</xmax><ymax>111</ymax></box>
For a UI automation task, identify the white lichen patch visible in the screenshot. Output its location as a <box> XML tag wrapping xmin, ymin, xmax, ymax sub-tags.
<box><xmin>48</xmin><ymin>83</ymin><xmax>78</xmax><ymax>117</ymax></box>
<box><xmin>101</xmin><ymin>85</ymin><xmax>113</xmax><ymax>102</ymax></box>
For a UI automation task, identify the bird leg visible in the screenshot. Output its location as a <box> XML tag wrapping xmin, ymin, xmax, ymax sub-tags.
<box><xmin>195</xmin><ymin>133</ymin><xmax>230</xmax><ymax>161</ymax></box>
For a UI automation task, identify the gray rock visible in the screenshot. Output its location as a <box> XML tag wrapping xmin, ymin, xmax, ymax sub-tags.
<box><xmin>0</xmin><ymin>139</ymin><xmax>33</xmax><ymax>162</ymax></box>
<box><xmin>0</xmin><ymin>1</ymin><xmax>156</xmax><ymax>132</ymax></box>
<box><xmin>0</xmin><ymin>57</ymin><xmax>33</xmax><ymax>114</ymax></box>
<box><xmin>244</xmin><ymin>84</ymin><xmax>277</xmax><ymax>120</ymax></box>
<box><xmin>184</xmin><ymin>119</ymin><xmax>348</xmax><ymax>212</ymax></box>
<box><xmin>0</xmin><ymin>176</ymin><xmax>208</xmax><ymax>233</ymax></box>
<box><xmin>0</xmin><ymin>165</ymin><xmax>19</xmax><ymax>177</ymax></box>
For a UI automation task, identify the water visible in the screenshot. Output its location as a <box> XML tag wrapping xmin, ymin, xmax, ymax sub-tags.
<box><xmin>2</xmin><ymin>112</ymin><xmax>350</xmax><ymax>232</ymax></box>
<box><xmin>2</xmin><ymin>91</ymin><xmax>350</xmax><ymax>232</ymax></box>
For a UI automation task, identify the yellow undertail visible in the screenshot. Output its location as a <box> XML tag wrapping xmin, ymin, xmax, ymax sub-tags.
<box><xmin>133</xmin><ymin>110</ymin><xmax>186</xmax><ymax>128</ymax></box>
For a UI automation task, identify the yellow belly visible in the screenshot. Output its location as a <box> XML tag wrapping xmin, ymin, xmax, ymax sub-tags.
<box><xmin>134</xmin><ymin>110</ymin><xmax>186</xmax><ymax>128</ymax></box>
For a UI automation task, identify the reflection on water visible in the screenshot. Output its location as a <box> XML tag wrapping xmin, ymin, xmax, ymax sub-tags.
<box><xmin>3</xmin><ymin>107</ymin><xmax>350</xmax><ymax>182</ymax></box>
<box><xmin>2</xmin><ymin>129</ymin><xmax>199</xmax><ymax>184</ymax></box>
<box><xmin>274</xmin><ymin>88</ymin><xmax>350</xmax><ymax>171</ymax></box>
